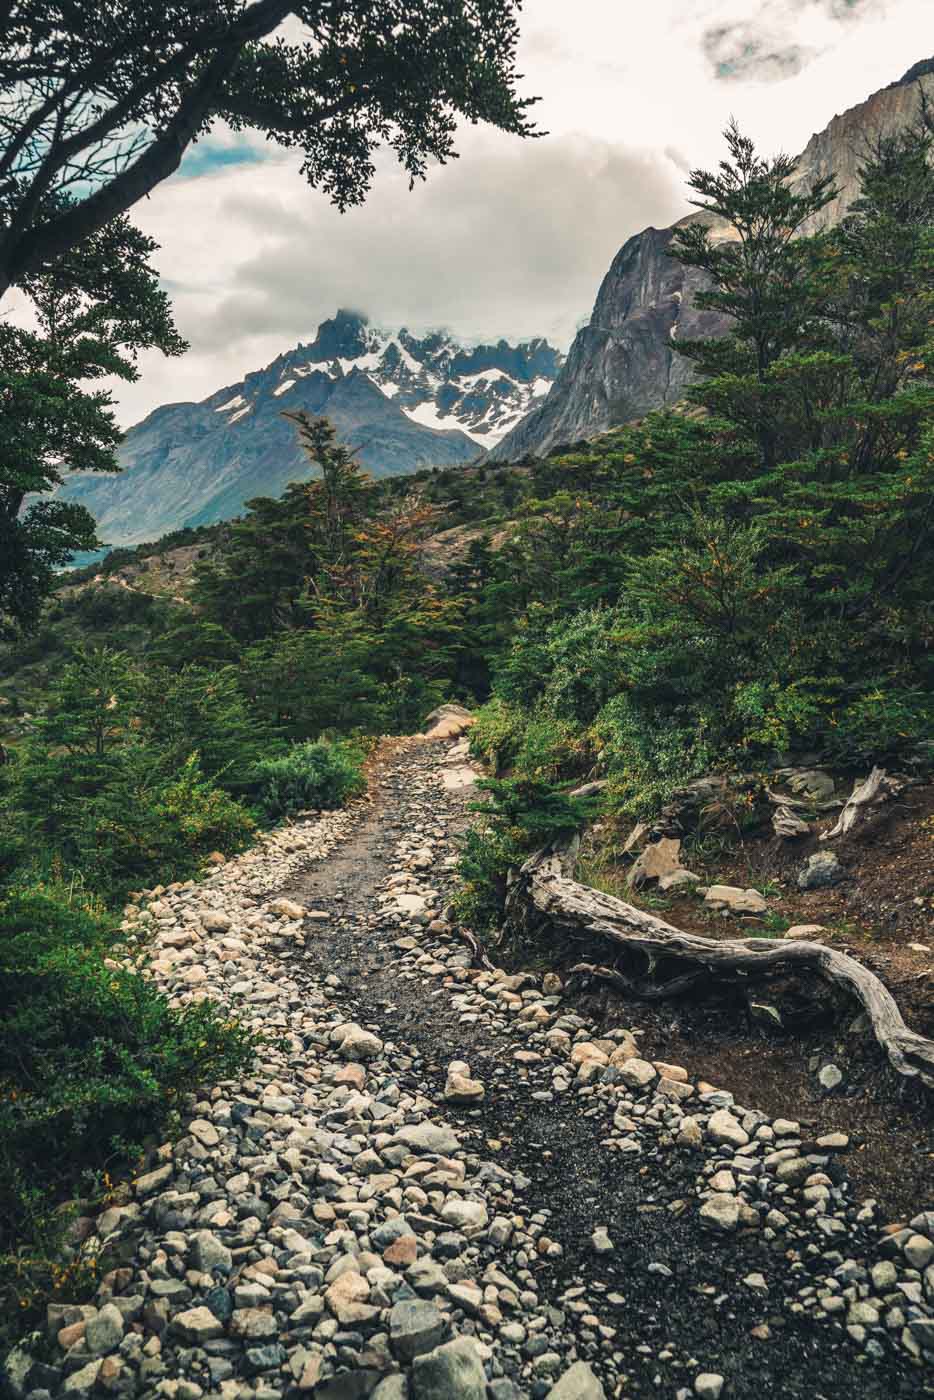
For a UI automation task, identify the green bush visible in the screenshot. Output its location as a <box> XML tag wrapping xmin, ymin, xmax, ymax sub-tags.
<box><xmin>249</xmin><ymin>739</ymin><xmax>366</xmax><ymax>822</ymax></box>
<box><xmin>9</xmin><ymin>649</ymin><xmax>258</xmax><ymax>900</ymax></box>
<box><xmin>16</xmin><ymin>743</ymin><xmax>256</xmax><ymax>902</ymax></box>
<box><xmin>469</xmin><ymin>696</ymin><xmax>530</xmax><ymax>773</ymax></box>
<box><xmin>451</xmin><ymin>822</ymin><xmax>527</xmax><ymax>935</ymax></box>
<box><xmin>453</xmin><ymin>776</ymin><xmax>601</xmax><ymax>934</ymax></box>
<box><xmin>86</xmin><ymin>751</ymin><xmax>256</xmax><ymax>895</ymax></box>
<box><xmin>0</xmin><ymin>885</ymin><xmax>257</xmax><ymax>1336</ymax></box>
<box><xmin>592</xmin><ymin>693</ymin><xmax>718</xmax><ymax>818</ymax></box>
<box><xmin>829</xmin><ymin>685</ymin><xmax>934</xmax><ymax>765</ymax></box>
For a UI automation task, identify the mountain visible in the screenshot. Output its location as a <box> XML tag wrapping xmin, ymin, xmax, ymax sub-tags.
<box><xmin>492</xmin><ymin>59</ymin><xmax>934</xmax><ymax>462</ymax></box>
<box><xmin>57</xmin><ymin>311</ymin><xmax>561</xmax><ymax>548</ymax></box>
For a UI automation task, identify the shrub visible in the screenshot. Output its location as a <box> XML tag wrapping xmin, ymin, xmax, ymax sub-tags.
<box><xmin>593</xmin><ymin>693</ymin><xmax>718</xmax><ymax>818</ymax></box>
<box><xmin>18</xmin><ymin>744</ymin><xmax>256</xmax><ymax>902</ymax></box>
<box><xmin>830</xmin><ymin>684</ymin><xmax>934</xmax><ymax>765</ymax></box>
<box><xmin>0</xmin><ymin>885</ymin><xmax>257</xmax><ymax>1337</ymax></box>
<box><xmin>93</xmin><ymin>751</ymin><xmax>256</xmax><ymax>890</ymax></box>
<box><xmin>468</xmin><ymin>696</ymin><xmax>528</xmax><ymax>773</ymax></box>
<box><xmin>509</xmin><ymin>706</ymin><xmax>591</xmax><ymax>785</ymax></box>
<box><xmin>135</xmin><ymin>663</ymin><xmax>272</xmax><ymax>792</ymax></box>
<box><xmin>249</xmin><ymin>739</ymin><xmax>366</xmax><ymax>822</ymax></box>
<box><xmin>10</xmin><ymin>649</ymin><xmax>258</xmax><ymax>899</ymax></box>
<box><xmin>453</xmin><ymin>776</ymin><xmax>601</xmax><ymax>934</ymax></box>
<box><xmin>451</xmin><ymin>822</ymin><xmax>527</xmax><ymax>935</ymax></box>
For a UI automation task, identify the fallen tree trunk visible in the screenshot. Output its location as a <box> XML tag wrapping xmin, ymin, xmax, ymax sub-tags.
<box><xmin>505</xmin><ymin>845</ymin><xmax>934</xmax><ymax>1091</ymax></box>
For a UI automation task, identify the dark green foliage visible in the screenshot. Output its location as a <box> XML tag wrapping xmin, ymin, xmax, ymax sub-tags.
<box><xmin>468</xmin><ymin>111</ymin><xmax>934</xmax><ymax>826</ymax></box>
<box><xmin>8</xmin><ymin>648</ymin><xmax>257</xmax><ymax>900</ymax></box>
<box><xmin>249</xmin><ymin>740</ymin><xmax>366</xmax><ymax>822</ymax></box>
<box><xmin>453</xmin><ymin>777</ymin><xmax>601</xmax><ymax>933</ymax></box>
<box><xmin>0</xmin><ymin>213</ymin><xmax>185</xmax><ymax>635</ymax></box>
<box><xmin>0</xmin><ymin>884</ymin><xmax>257</xmax><ymax>1334</ymax></box>
<box><xmin>451</xmin><ymin>822</ymin><xmax>528</xmax><ymax>936</ymax></box>
<box><xmin>192</xmin><ymin>483</ymin><xmax>328</xmax><ymax>642</ymax></box>
<box><xmin>478</xmin><ymin>775</ymin><xmax>601</xmax><ymax>842</ymax></box>
<box><xmin>0</xmin><ymin>3</ymin><xmax>537</xmax><ymax>298</ymax></box>
<box><xmin>148</xmin><ymin>620</ymin><xmax>241</xmax><ymax>671</ymax></box>
<box><xmin>195</xmin><ymin>415</ymin><xmax>462</xmax><ymax>739</ymax></box>
<box><xmin>135</xmin><ymin>665</ymin><xmax>272</xmax><ymax>791</ymax></box>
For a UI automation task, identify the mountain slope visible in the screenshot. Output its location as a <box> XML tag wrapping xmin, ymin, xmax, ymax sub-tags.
<box><xmin>57</xmin><ymin>312</ymin><xmax>561</xmax><ymax>548</ymax></box>
<box><xmin>492</xmin><ymin>59</ymin><xmax>934</xmax><ymax>462</ymax></box>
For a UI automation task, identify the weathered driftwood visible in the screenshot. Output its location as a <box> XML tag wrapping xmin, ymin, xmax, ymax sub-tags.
<box><xmin>820</xmin><ymin>766</ymin><xmax>903</xmax><ymax>841</ymax></box>
<box><xmin>506</xmin><ymin>845</ymin><xmax>934</xmax><ymax>1090</ymax></box>
<box><xmin>772</xmin><ymin>804</ymin><xmax>811</xmax><ymax>839</ymax></box>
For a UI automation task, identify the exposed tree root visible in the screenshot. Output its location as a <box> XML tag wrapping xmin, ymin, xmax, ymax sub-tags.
<box><xmin>455</xmin><ymin>921</ymin><xmax>496</xmax><ymax>971</ymax></box>
<box><xmin>506</xmin><ymin>844</ymin><xmax>934</xmax><ymax>1091</ymax></box>
<box><xmin>567</xmin><ymin>962</ymin><xmax>709</xmax><ymax>1002</ymax></box>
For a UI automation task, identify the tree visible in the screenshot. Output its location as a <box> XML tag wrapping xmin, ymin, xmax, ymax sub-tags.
<box><xmin>135</xmin><ymin>662</ymin><xmax>272</xmax><ymax>791</ymax></box>
<box><xmin>679</xmin><ymin>116</ymin><xmax>934</xmax><ymax>617</ymax></box>
<box><xmin>0</xmin><ymin>208</ymin><xmax>185</xmax><ymax>633</ymax></box>
<box><xmin>194</xmin><ymin>413</ymin><xmax>463</xmax><ymax>735</ymax></box>
<box><xmin>671</xmin><ymin>119</ymin><xmax>838</xmax><ymax>470</ymax></box>
<box><xmin>10</xmin><ymin>646</ymin><xmax>256</xmax><ymax>896</ymax></box>
<box><xmin>0</xmin><ymin>5</ymin><xmax>534</xmax><ymax>631</ymax></box>
<box><xmin>467</xmin><ymin>109</ymin><xmax>934</xmax><ymax>823</ymax></box>
<box><xmin>0</xmin><ymin>0</ymin><xmax>537</xmax><ymax>298</ymax></box>
<box><xmin>192</xmin><ymin>482</ymin><xmax>325</xmax><ymax>640</ymax></box>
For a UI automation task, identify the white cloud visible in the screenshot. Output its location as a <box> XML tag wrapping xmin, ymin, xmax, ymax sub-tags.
<box><xmin>105</xmin><ymin>0</ymin><xmax>929</xmax><ymax>427</ymax></box>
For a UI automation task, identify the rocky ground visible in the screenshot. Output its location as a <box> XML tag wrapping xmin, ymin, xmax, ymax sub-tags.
<box><xmin>589</xmin><ymin>769</ymin><xmax>934</xmax><ymax>1041</ymax></box>
<box><xmin>6</xmin><ymin>733</ymin><xmax>934</xmax><ymax>1400</ymax></box>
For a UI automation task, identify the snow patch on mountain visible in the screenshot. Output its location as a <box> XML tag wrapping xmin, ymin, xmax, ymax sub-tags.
<box><xmin>52</xmin><ymin>311</ymin><xmax>562</xmax><ymax>551</ymax></box>
<box><xmin>265</xmin><ymin>311</ymin><xmax>564</xmax><ymax>448</ymax></box>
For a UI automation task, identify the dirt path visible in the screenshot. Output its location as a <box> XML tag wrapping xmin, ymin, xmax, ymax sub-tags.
<box><xmin>275</xmin><ymin>735</ymin><xmax>933</xmax><ymax>1398</ymax></box>
<box><xmin>11</xmin><ymin>734</ymin><xmax>932</xmax><ymax>1400</ymax></box>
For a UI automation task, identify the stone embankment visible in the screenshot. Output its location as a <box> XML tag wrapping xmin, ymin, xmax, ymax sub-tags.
<box><xmin>5</xmin><ymin>728</ymin><xmax>932</xmax><ymax>1400</ymax></box>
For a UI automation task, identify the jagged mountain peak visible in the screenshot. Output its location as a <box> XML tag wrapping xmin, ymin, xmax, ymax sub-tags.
<box><xmin>234</xmin><ymin>315</ymin><xmax>563</xmax><ymax>451</ymax></box>
<box><xmin>54</xmin><ymin>313</ymin><xmax>562</xmax><ymax>549</ymax></box>
<box><xmin>492</xmin><ymin>60</ymin><xmax>934</xmax><ymax>463</ymax></box>
<box><xmin>305</xmin><ymin>308</ymin><xmax>373</xmax><ymax>361</ymax></box>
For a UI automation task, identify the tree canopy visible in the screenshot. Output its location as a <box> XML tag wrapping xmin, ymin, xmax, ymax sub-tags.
<box><xmin>0</xmin><ymin>2</ymin><xmax>537</xmax><ymax>633</ymax></box>
<box><xmin>0</xmin><ymin>209</ymin><xmax>186</xmax><ymax>633</ymax></box>
<box><xmin>0</xmin><ymin>0</ymin><xmax>538</xmax><ymax>297</ymax></box>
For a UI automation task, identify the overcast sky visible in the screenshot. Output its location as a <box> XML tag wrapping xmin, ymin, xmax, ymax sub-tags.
<box><xmin>111</xmin><ymin>0</ymin><xmax>929</xmax><ymax>427</ymax></box>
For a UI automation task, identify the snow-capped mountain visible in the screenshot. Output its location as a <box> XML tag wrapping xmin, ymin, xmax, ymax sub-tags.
<box><xmin>55</xmin><ymin>311</ymin><xmax>562</xmax><ymax>549</ymax></box>
<box><xmin>258</xmin><ymin>310</ymin><xmax>560</xmax><ymax>451</ymax></box>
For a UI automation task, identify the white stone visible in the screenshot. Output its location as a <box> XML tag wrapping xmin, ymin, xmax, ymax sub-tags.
<box><xmin>706</xmin><ymin>1109</ymin><xmax>749</xmax><ymax>1149</ymax></box>
<box><xmin>704</xmin><ymin>884</ymin><xmax>767</xmax><ymax>914</ymax></box>
<box><xmin>616</xmin><ymin>1058</ymin><xmax>657</xmax><ymax>1090</ymax></box>
<box><xmin>700</xmin><ymin>1194</ymin><xmax>740</xmax><ymax>1232</ymax></box>
<box><xmin>695</xmin><ymin>1375</ymin><xmax>725</xmax><ymax>1400</ymax></box>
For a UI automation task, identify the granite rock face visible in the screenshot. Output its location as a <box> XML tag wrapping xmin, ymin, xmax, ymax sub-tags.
<box><xmin>493</xmin><ymin>60</ymin><xmax>934</xmax><ymax>462</ymax></box>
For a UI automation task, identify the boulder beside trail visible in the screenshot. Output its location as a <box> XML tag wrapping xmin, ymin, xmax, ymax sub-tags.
<box><xmin>798</xmin><ymin>851</ymin><xmax>843</xmax><ymax>890</ymax></box>
<box><xmin>703</xmin><ymin>884</ymin><xmax>767</xmax><ymax>914</ymax></box>
<box><xmin>422</xmin><ymin>704</ymin><xmax>474</xmax><ymax>741</ymax></box>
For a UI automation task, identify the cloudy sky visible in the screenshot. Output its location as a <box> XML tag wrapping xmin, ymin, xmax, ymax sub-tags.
<box><xmin>113</xmin><ymin>0</ymin><xmax>929</xmax><ymax>427</ymax></box>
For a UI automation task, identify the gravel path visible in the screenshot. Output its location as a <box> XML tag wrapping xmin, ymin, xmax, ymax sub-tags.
<box><xmin>7</xmin><ymin>734</ymin><xmax>933</xmax><ymax>1400</ymax></box>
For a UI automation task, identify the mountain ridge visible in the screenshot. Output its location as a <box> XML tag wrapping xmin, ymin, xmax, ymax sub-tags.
<box><xmin>491</xmin><ymin>58</ymin><xmax>934</xmax><ymax>462</ymax></box>
<box><xmin>55</xmin><ymin>311</ymin><xmax>562</xmax><ymax>548</ymax></box>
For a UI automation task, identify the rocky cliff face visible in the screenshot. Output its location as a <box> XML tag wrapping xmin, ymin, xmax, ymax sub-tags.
<box><xmin>57</xmin><ymin>312</ymin><xmax>561</xmax><ymax>548</ymax></box>
<box><xmin>493</xmin><ymin>61</ymin><xmax>934</xmax><ymax>462</ymax></box>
